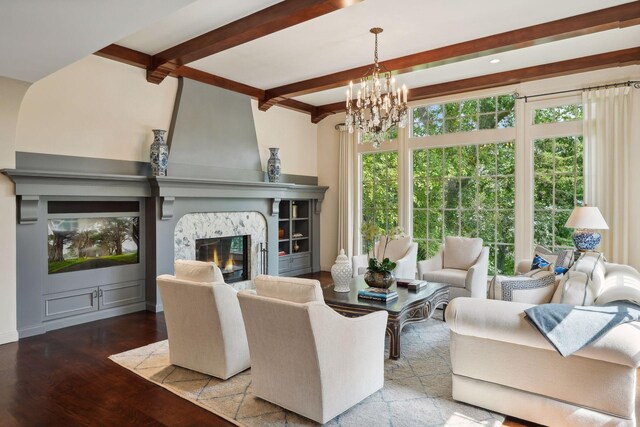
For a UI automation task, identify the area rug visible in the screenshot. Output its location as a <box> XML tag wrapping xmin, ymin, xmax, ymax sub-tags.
<box><xmin>109</xmin><ymin>319</ymin><xmax>504</xmax><ymax>426</ymax></box>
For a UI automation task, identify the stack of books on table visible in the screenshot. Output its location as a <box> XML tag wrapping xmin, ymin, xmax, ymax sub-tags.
<box><xmin>357</xmin><ymin>287</ymin><xmax>398</xmax><ymax>302</ymax></box>
<box><xmin>396</xmin><ymin>280</ymin><xmax>429</xmax><ymax>292</ymax></box>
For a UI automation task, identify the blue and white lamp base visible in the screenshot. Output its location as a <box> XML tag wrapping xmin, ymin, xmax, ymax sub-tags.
<box><xmin>572</xmin><ymin>230</ymin><xmax>602</xmax><ymax>251</ymax></box>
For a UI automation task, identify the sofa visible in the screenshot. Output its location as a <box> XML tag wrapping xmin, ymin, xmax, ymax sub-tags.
<box><xmin>446</xmin><ymin>254</ymin><xmax>640</xmax><ymax>426</ymax></box>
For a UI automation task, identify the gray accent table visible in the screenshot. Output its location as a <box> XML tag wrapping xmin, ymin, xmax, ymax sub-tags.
<box><xmin>322</xmin><ymin>277</ymin><xmax>449</xmax><ymax>360</ymax></box>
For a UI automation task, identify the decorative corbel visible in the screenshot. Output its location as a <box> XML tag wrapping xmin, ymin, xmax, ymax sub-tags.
<box><xmin>314</xmin><ymin>198</ymin><xmax>323</xmax><ymax>215</ymax></box>
<box><xmin>271</xmin><ymin>198</ymin><xmax>281</xmax><ymax>217</ymax></box>
<box><xmin>160</xmin><ymin>196</ymin><xmax>175</xmax><ymax>220</ymax></box>
<box><xmin>18</xmin><ymin>195</ymin><xmax>39</xmax><ymax>224</ymax></box>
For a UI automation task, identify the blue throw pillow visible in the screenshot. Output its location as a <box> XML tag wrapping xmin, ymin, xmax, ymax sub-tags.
<box><xmin>554</xmin><ymin>266</ymin><xmax>569</xmax><ymax>275</ymax></box>
<box><xmin>531</xmin><ymin>254</ymin><xmax>551</xmax><ymax>270</ymax></box>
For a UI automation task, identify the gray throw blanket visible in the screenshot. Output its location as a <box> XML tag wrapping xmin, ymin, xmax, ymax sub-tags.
<box><xmin>524</xmin><ymin>301</ymin><xmax>640</xmax><ymax>357</ymax></box>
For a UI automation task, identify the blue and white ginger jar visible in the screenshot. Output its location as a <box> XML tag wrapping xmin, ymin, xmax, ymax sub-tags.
<box><xmin>150</xmin><ymin>129</ymin><xmax>169</xmax><ymax>176</ymax></box>
<box><xmin>267</xmin><ymin>147</ymin><xmax>281</xmax><ymax>183</ymax></box>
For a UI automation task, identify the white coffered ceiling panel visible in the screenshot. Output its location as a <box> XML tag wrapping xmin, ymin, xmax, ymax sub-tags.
<box><xmin>188</xmin><ymin>0</ymin><xmax>633</xmax><ymax>89</ymax></box>
<box><xmin>0</xmin><ymin>0</ymin><xmax>198</xmax><ymax>82</ymax></box>
<box><xmin>293</xmin><ymin>26</ymin><xmax>640</xmax><ymax>106</ymax></box>
<box><xmin>118</xmin><ymin>0</ymin><xmax>283</xmax><ymax>55</ymax></box>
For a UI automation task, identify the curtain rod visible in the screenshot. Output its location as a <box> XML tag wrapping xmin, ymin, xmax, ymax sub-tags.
<box><xmin>514</xmin><ymin>80</ymin><xmax>640</xmax><ymax>102</ymax></box>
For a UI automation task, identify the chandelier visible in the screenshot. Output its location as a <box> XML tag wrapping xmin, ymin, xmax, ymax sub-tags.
<box><xmin>345</xmin><ymin>27</ymin><xmax>408</xmax><ymax>148</ymax></box>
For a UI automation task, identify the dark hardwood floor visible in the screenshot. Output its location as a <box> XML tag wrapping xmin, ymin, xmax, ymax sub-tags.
<box><xmin>0</xmin><ymin>271</ymin><xmax>536</xmax><ymax>426</ymax></box>
<box><xmin>0</xmin><ymin>311</ymin><xmax>234</xmax><ymax>427</ymax></box>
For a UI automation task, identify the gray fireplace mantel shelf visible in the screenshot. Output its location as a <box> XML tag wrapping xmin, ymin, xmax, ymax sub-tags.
<box><xmin>1</xmin><ymin>169</ymin><xmax>329</xmax><ymax>223</ymax></box>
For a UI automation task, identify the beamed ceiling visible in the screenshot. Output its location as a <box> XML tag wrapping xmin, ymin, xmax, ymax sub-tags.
<box><xmin>4</xmin><ymin>0</ymin><xmax>640</xmax><ymax>122</ymax></box>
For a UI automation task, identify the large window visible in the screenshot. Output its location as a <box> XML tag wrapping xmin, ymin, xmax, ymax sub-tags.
<box><xmin>413</xmin><ymin>141</ymin><xmax>516</xmax><ymax>275</ymax></box>
<box><xmin>412</xmin><ymin>95</ymin><xmax>515</xmax><ymax>137</ymax></box>
<box><xmin>533</xmin><ymin>135</ymin><xmax>584</xmax><ymax>250</ymax></box>
<box><xmin>361</xmin><ymin>151</ymin><xmax>398</xmax><ymax>247</ymax></box>
<box><xmin>532</xmin><ymin>103</ymin><xmax>584</xmax><ymax>251</ymax></box>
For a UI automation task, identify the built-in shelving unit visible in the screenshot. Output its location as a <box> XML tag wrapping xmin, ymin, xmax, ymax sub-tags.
<box><xmin>278</xmin><ymin>199</ymin><xmax>312</xmax><ymax>276</ymax></box>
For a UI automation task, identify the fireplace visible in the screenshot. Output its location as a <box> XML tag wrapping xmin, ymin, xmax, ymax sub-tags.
<box><xmin>195</xmin><ymin>235</ymin><xmax>250</xmax><ymax>283</ymax></box>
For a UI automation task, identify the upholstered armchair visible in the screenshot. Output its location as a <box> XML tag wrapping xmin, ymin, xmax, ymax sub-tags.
<box><xmin>417</xmin><ymin>236</ymin><xmax>489</xmax><ymax>299</ymax></box>
<box><xmin>237</xmin><ymin>275</ymin><xmax>388</xmax><ymax>424</ymax></box>
<box><xmin>157</xmin><ymin>260</ymin><xmax>250</xmax><ymax>379</ymax></box>
<box><xmin>352</xmin><ymin>236</ymin><xmax>419</xmax><ymax>280</ymax></box>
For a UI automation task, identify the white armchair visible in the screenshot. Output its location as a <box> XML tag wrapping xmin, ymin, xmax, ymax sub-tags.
<box><xmin>352</xmin><ymin>235</ymin><xmax>418</xmax><ymax>280</ymax></box>
<box><xmin>417</xmin><ymin>236</ymin><xmax>489</xmax><ymax>299</ymax></box>
<box><xmin>157</xmin><ymin>260</ymin><xmax>250</xmax><ymax>379</ymax></box>
<box><xmin>237</xmin><ymin>275</ymin><xmax>388</xmax><ymax>424</ymax></box>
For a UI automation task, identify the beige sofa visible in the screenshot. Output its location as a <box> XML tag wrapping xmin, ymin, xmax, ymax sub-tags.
<box><xmin>446</xmin><ymin>257</ymin><xmax>640</xmax><ymax>426</ymax></box>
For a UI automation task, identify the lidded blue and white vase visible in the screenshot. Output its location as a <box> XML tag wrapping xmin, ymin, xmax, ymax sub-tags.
<box><xmin>267</xmin><ymin>147</ymin><xmax>281</xmax><ymax>183</ymax></box>
<box><xmin>150</xmin><ymin>129</ymin><xmax>169</xmax><ymax>176</ymax></box>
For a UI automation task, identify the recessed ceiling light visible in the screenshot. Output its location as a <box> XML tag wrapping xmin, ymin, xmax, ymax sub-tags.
<box><xmin>489</xmin><ymin>58</ymin><xmax>501</xmax><ymax>64</ymax></box>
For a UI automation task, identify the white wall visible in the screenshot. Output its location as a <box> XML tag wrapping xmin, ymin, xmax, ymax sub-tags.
<box><xmin>252</xmin><ymin>100</ymin><xmax>318</xmax><ymax>177</ymax></box>
<box><xmin>15</xmin><ymin>55</ymin><xmax>320</xmax><ymax>174</ymax></box>
<box><xmin>0</xmin><ymin>77</ymin><xmax>30</xmax><ymax>344</ymax></box>
<box><xmin>316</xmin><ymin>65</ymin><xmax>640</xmax><ymax>271</ymax></box>
<box><xmin>16</xmin><ymin>55</ymin><xmax>178</xmax><ymax>162</ymax></box>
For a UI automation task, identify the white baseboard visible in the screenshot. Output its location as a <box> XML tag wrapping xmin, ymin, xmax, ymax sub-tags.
<box><xmin>0</xmin><ymin>329</ymin><xmax>19</xmax><ymax>345</ymax></box>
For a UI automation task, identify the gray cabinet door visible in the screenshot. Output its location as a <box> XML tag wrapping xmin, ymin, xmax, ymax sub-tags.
<box><xmin>99</xmin><ymin>280</ymin><xmax>144</xmax><ymax>310</ymax></box>
<box><xmin>44</xmin><ymin>287</ymin><xmax>99</xmax><ymax>320</ymax></box>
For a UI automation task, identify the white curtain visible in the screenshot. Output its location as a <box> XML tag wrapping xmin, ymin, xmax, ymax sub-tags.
<box><xmin>583</xmin><ymin>87</ymin><xmax>638</xmax><ymax>265</ymax></box>
<box><xmin>336</xmin><ymin>124</ymin><xmax>356</xmax><ymax>257</ymax></box>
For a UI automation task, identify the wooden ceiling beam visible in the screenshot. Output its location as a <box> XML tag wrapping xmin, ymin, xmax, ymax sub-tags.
<box><xmin>94</xmin><ymin>45</ymin><xmax>318</xmax><ymax>117</ymax></box>
<box><xmin>262</xmin><ymin>1</ymin><xmax>640</xmax><ymax>111</ymax></box>
<box><xmin>311</xmin><ymin>47</ymin><xmax>640</xmax><ymax>123</ymax></box>
<box><xmin>146</xmin><ymin>0</ymin><xmax>363</xmax><ymax>84</ymax></box>
<box><xmin>94</xmin><ymin>44</ymin><xmax>151</xmax><ymax>69</ymax></box>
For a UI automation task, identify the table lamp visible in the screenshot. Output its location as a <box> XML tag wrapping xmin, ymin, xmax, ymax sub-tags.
<box><xmin>564</xmin><ymin>205</ymin><xmax>609</xmax><ymax>251</ymax></box>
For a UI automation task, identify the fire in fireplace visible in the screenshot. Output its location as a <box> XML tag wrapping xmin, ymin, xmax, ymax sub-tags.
<box><xmin>195</xmin><ymin>235</ymin><xmax>250</xmax><ymax>283</ymax></box>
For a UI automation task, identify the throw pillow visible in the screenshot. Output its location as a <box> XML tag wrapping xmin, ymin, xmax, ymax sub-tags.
<box><xmin>174</xmin><ymin>259</ymin><xmax>224</xmax><ymax>283</ymax></box>
<box><xmin>572</xmin><ymin>251</ymin><xmax>606</xmax><ymax>297</ymax></box>
<box><xmin>551</xmin><ymin>270</ymin><xmax>595</xmax><ymax>305</ymax></box>
<box><xmin>443</xmin><ymin>236</ymin><xmax>483</xmax><ymax>270</ymax></box>
<box><xmin>531</xmin><ymin>254</ymin><xmax>552</xmax><ymax>270</ymax></box>
<box><xmin>534</xmin><ymin>245</ymin><xmax>574</xmax><ymax>270</ymax></box>
<box><xmin>554</xmin><ymin>266</ymin><xmax>569</xmax><ymax>275</ymax></box>
<box><xmin>488</xmin><ymin>269</ymin><xmax>556</xmax><ymax>304</ymax></box>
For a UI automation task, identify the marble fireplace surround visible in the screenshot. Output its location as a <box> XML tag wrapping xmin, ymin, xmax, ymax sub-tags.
<box><xmin>174</xmin><ymin>211</ymin><xmax>267</xmax><ymax>289</ymax></box>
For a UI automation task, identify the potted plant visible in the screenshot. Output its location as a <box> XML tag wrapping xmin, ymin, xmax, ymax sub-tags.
<box><xmin>360</xmin><ymin>222</ymin><xmax>406</xmax><ymax>289</ymax></box>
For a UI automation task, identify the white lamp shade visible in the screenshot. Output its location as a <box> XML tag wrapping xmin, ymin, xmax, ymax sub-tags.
<box><xmin>564</xmin><ymin>206</ymin><xmax>609</xmax><ymax>230</ymax></box>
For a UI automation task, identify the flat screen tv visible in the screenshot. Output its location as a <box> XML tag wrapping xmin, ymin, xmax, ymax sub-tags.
<box><xmin>47</xmin><ymin>216</ymin><xmax>139</xmax><ymax>274</ymax></box>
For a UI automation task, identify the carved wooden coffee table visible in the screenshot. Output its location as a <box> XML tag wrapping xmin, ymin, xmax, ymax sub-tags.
<box><xmin>322</xmin><ymin>276</ymin><xmax>449</xmax><ymax>360</ymax></box>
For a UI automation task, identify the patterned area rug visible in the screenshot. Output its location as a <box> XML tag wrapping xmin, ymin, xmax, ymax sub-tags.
<box><xmin>109</xmin><ymin>319</ymin><xmax>504</xmax><ymax>426</ymax></box>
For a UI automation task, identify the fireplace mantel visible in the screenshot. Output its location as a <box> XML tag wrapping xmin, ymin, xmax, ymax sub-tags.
<box><xmin>150</xmin><ymin>176</ymin><xmax>328</xmax><ymax>219</ymax></box>
<box><xmin>2</xmin><ymin>169</ymin><xmax>328</xmax><ymax>223</ymax></box>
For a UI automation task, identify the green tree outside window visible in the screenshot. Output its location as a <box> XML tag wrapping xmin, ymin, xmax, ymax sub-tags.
<box><xmin>413</xmin><ymin>141</ymin><xmax>516</xmax><ymax>275</ymax></box>
<box><xmin>361</xmin><ymin>151</ymin><xmax>399</xmax><ymax>252</ymax></box>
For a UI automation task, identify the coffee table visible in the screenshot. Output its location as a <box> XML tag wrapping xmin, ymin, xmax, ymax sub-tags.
<box><xmin>322</xmin><ymin>276</ymin><xmax>449</xmax><ymax>360</ymax></box>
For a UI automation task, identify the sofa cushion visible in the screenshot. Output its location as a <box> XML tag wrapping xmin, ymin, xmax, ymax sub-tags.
<box><xmin>376</xmin><ymin>236</ymin><xmax>412</xmax><ymax>262</ymax></box>
<box><xmin>551</xmin><ymin>270</ymin><xmax>595</xmax><ymax>305</ymax></box>
<box><xmin>573</xmin><ymin>252</ymin><xmax>606</xmax><ymax>297</ymax></box>
<box><xmin>422</xmin><ymin>268</ymin><xmax>467</xmax><ymax>288</ymax></box>
<box><xmin>443</xmin><ymin>236</ymin><xmax>482</xmax><ymax>270</ymax></box>
<box><xmin>174</xmin><ymin>259</ymin><xmax>224</xmax><ymax>283</ymax></box>
<box><xmin>488</xmin><ymin>269</ymin><xmax>556</xmax><ymax>304</ymax></box>
<box><xmin>254</xmin><ymin>275</ymin><xmax>324</xmax><ymax>304</ymax></box>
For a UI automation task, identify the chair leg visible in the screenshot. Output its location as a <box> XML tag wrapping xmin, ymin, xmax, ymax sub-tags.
<box><xmin>442</xmin><ymin>303</ymin><xmax>448</xmax><ymax>322</ymax></box>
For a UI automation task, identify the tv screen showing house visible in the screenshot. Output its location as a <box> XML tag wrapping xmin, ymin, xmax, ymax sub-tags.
<box><xmin>47</xmin><ymin>216</ymin><xmax>139</xmax><ymax>274</ymax></box>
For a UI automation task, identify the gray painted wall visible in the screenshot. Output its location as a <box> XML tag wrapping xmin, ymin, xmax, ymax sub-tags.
<box><xmin>168</xmin><ymin>78</ymin><xmax>263</xmax><ymax>180</ymax></box>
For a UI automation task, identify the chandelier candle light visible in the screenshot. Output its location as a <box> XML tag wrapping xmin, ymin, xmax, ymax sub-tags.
<box><xmin>345</xmin><ymin>28</ymin><xmax>408</xmax><ymax>148</ymax></box>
